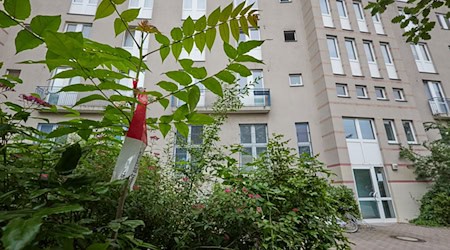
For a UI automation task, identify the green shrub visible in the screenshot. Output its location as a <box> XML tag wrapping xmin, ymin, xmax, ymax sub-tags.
<box><xmin>329</xmin><ymin>185</ymin><xmax>360</xmax><ymax>219</ymax></box>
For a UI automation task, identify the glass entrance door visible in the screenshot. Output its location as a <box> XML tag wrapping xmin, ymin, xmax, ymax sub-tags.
<box><xmin>353</xmin><ymin>167</ymin><xmax>396</xmax><ymax>222</ymax></box>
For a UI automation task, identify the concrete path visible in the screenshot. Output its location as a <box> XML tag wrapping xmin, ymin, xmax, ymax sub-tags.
<box><xmin>346</xmin><ymin>223</ymin><xmax>450</xmax><ymax>249</ymax></box>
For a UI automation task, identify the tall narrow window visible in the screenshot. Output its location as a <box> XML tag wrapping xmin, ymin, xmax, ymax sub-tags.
<box><xmin>398</xmin><ymin>8</ymin><xmax>416</xmax><ymax>31</ymax></box>
<box><xmin>372</xmin><ymin>13</ymin><xmax>385</xmax><ymax>34</ymax></box>
<box><xmin>327</xmin><ymin>36</ymin><xmax>344</xmax><ymax>74</ymax></box>
<box><xmin>295</xmin><ymin>123</ymin><xmax>313</xmax><ymax>156</ymax></box>
<box><xmin>320</xmin><ymin>0</ymin><xmax>334</xmax><ymax>27</ymax></box>
<box><xmin>402</xmin><ymin>120</ymin><xmax>417</xmax><ymax>143</ymax></box>
<box><xmin>380</xmin><ymin>43</ymin><xmax>398</xmax><ymax>79</ymax></box>
<box><xmin>336</xmin><ymin>83</ymin><xmax>349</xmax><ymax>97</ymax></box>
<box><xmin>436</xmin><ymin>13</ymin><xmax>450</xmax><ymax>30</ymax></box>
<box><xmin>383</xmin><ymin>120</ymin><xmax>398</xmax><ymax>143</ymax></box>
<box><xmin>129</xmin><ymin>0</ymin><xmax>153</xmax><ymax>19</ymax></box>
<box><xmin>410</xmin><ymin>43</ymin><xmax>436</xmax><ymax>73</ymax></box>
<box><xmin>182</xmin><ymin>0</ymin><xmax>206</xmax><ymax>20</ymax></box>
<box><xmin>375</xmin><ymin>87</ymin><xmax>387</xmax><ymax>100</ymax></box>
<box><xmin>239</xmin><ymin>70</ymin><xmax>265</xmax><ymax>107</ymax></box>
<box><xmin>240</xmin><ymin>124</ymin><xmax>267</xmax><ymax>167</ymax></box>
<box><xmin>239</xmin><ymin>28</ymin><xmax>262</xmax><ymax>60</ymax></box>
<box><xmin>353</xmin><ymin>1</ymin><xmax>368</xmax><ymax>32</ymax></box>
<box><xmin>424</xmin><ymin>81</ymin><xmax>449</xmax><ymax>115</ymax></box>
<box><xmin>363</xmin><ymin>41</ymin><xmax>381</xmax><ymax>78</ymax></box>
<box><xmin>393</xmin><ymin>88</ymin><xmax>405</xmax><ymax>101</ymax></box>
<box><xmin>175</xmin><ymin>126</ymin><xmax>203</xmax><ymax>166</ymax></box>
<box><xmin>345</xmin><ymin>39</ymin><xmax>362</xmax><ymax>76</ymax></box>
<box><xmin>65</xmin><ymin>23</ymin><xmax>92</xmax><ymax>38</ymax></box>
<box><xmin>336</xmin><ymin>0</ymin><xmax>351</xmax><ymax>30</ymax></box>
<box><xmin>356</xmin><ymin>85</ymin><xmax>368</xmax><ymax>99</ymax></box>
<box><xmin>69</xmin><ymin>0</ymin><xmax>98</xmax><ymax>15</ymax></box>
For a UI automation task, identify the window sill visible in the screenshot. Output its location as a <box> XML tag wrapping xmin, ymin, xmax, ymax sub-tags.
<box><xmin>418</xmin><ymin>71</ymin><xmax>438</xmax><ymax>74</ymax></box>
<box><xmin>290</xmin><ymin>84</ymin><xmax>304</xmax><ymax>87</ymax></box>
<box><xmin>388</xmin><ymin>78</ymin><xmax>401</xmax><ymax>81</ymax></box>
<box><xmin>395</xmin><ymin>99</ymin><xmax>407</xmax><ymax>102</ymax></box>
<box><xmin>388</xmin><ymin>142</ymin><xmax>400</xmax><ymax>145</ymax></box>
<box><xmin>333</xmin><ymin>73</ymin><xmax>346</xmax><ymax>76</ymax></box>
<box><xmin>357</xmin><ymin>97</ymin><xmax>370</xmax><ymax>99</ymax></box>
<box><xmin>351</xmin><ymin>75</ymin><xmax>364</xmax><ymax>78</ymax></box>
<box><xmin>376</xmin><ymin>98</ymin><xmax>389</xmax><ymax>101</ymax></box>
<box><xmin>407</xmin><ymin>142</ymin><xmax>420</xmax><ymax>145</ymax></box>
<box><xmin>284</xmin><ymin>40</ymin><xmax>298</xmax><ymax>42</ymax></box>
<box><xmin>337</xmin><ymin>95</ymin><xmax>351</xmax><ymax>98</ymax></box>
<box><xmin>371</xmin><ymin>76</ymin><xmax>384</xmax><ymax>80</ymax></box>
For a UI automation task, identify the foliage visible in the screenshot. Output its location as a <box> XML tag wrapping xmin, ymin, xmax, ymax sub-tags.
<box><xmin>329</xmin><ymin>185</ymin><xmax>361</xmax><ymax>220</ymax></box>
<box><xmin>400</xmin><ymin>122</ymin><xmax>450</xmax><ymax>226</ymax></box>
<box><xmin>366</xmin><ymin>0</ymin><xmax>449</xmax><ymax>43</ymax></box>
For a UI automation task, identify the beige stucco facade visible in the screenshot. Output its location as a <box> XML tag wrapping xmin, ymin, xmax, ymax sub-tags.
<box><xmin>1</xmin><ymin>0</ymin><xmax>449</xmax><ymax>223</ymax></box>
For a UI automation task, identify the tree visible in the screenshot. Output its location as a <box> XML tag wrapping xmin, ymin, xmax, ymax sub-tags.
<box><xmin>366</xmin><ymin>0</ymin><xmax>450</xmax><ymax>43</ymax></box>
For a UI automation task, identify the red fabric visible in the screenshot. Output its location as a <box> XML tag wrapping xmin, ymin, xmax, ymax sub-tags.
<box><xmin>132</xmin><ymin>79</ymin><xmax>138</xmax><ymax>89</ymax></box>
<box><xmin>126</xmin><ymin>93</ymin><xmax>148</xmax><ymax>145</ymax></box>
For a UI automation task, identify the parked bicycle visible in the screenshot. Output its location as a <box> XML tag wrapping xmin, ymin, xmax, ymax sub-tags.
<box><xmin>337</xmin><ymin>212</ymin><xmax>359</xmax><ymax>233</ymax></box>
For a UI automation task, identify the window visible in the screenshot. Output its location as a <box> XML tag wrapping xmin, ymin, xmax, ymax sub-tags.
<box><xmin>289</xmin><ymin>74</ymin><xmax>303</xmax><ymax>86</ymax></box>
<box><xmin>327</xmin><ymin>36</ymin><xmax>344</xmax><ymax>74</ymax></box>
<box><xmin>345</xmin><ymin>38</ymin><xmax>362</xmax><ymax>76</ymax></box>
<box><xmin>65</xmin><ymin>23</ymin><xmax>92</xmax><ymax>38</ymax></box>
<box><xmin>380</xmin><ymin>43</ymin><xmax>398</xmax><ymax>79</ymax></box>
<box><xmin>320</xmin><ymin>0</ymin><xmax>334</xmax><ymax>27</ymax></box>
<box><xmin>240</xmin><ymin>124</ymin><xmax>267</xmax><ymax>167</ymax></box>
<box><xmin>356</xmin><ymin>85</ymin><xmax>368</xmax><ymax>98</ymax></box>
<box><xmin>123</xmin><ymin>29</ymin><xmax>149</xmax><ymax>59</ymax></box>
<box><xmin>336</xmin><ymin>83</ymin><xmax>349</xmax><ymax>97</ymax></box>
<box><xmin>410</xmin><ymin>43</ymin><xmax>436</xmax><ymax>73</ymax></box>
<box><xmin>343</xmin><ymin>118</ymin><xmax>375</xmax><ymax>140</ymax></box>
<box><xmin>353</xmin><ymin>1</ymin><xmax>368</xmax><ymax>32</ymax></box>
<box><xmin>280</xmin><ymin>0</ymin><xmax>291</xmax><ymax>3</ymax></box>
<box><xmin>284</xmin><ymin>30</ymin><xmax>296</xmax><ymax>42</ymax></box>
<box><xmin>336</xmin><ymin>0</ymin><xmax>351</xmax><ymax>30</ymax></box>
<box><xmin>402</xmin><ymin>120</ymin><xmax>417</xmax><ymax>143</ymax></box>
<box><xmin>295</xmin><ymin>123</ymin><xmax>313</xmax><ymax>156</ymax></box>
<box><xmin>37</xmin><ymin>123</ymin><xmax>67</xmax><ymax>143</ymax></box>
<box><xmin>398</xmin><ymin>7</ymin><xmax>416</xmax><ymax>31</ymax></box>
<box><xmin>182</xmin><ymin>0</ymin><xmax>206</xmax><ymax>20</ymax></box>
<box><xmin>375</xmin><ymin>87</ymin><xmax>387</xmax><ymax>100</ymax></box>
<box><xmin>363</xmin><ymin>41</ymin><xmax>381</xmax><ymax>78</ymax></box>
<box><xmin>424</xmin><ymin>81</ymin><xmax>449</xmax><ymax>115</ymax></box>
<box><xmin>372</xmin><ymin>13</ymin><xmax>385</xmax><ymax>34</ymax></box>
<box><xmin>175</xmin><ymin>126</ymin><xmax>203</xmax><ymax>165</ymax></box>
<box><xmin>383</xmin><ymin>120</ymin><xmax>398</xmax><ymax>143</ymax></box>
<box><xmin>234</xmin><ymin>0</ymin><xmax>258</xmax><ymax>9</ymax></box>
<box><xmin>69</xmin><ymin>0</ymin><xmax>98</xmax><ymax>15</ymax></box>
<box><xmin>239</xmin><ymin>70</ymin><xmax>265</xmax><ymax>106</ymax></box>
<box><xmin>129</xmin><ymin>0</ymin><xmax>153</xmax><ymax>19</ymax></box>
<box><xmin>436</xmin><ymin>13</ymin><xmax>450</xmax><ymax>30</ymax></box>
<box><xmin>5</xmin><ymin>69</ymin><xmax>21</xmax><ymax>78</ymax></box>
<box><xmin>239</xmin><ymin>28</ymin><xmax>262</xmax><ymax>60</ymax></box>
<box><xmin>393</xmin><ymin>88</ymin><xmax>405</xmax><ymax>101</ymax></box>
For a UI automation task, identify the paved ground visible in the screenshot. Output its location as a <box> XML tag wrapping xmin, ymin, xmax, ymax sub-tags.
<box><xmin>346</xmin><ymin>223</ymin><xmax>450</xmax><ymax>249</ymax></box>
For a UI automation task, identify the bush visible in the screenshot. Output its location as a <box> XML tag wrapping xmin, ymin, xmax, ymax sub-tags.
<box><xmin>329</xmin><ymin>185</ymin><xmax>360</xmax><ymax>220</ymax></box>
<box><xmin>411</xmin><ymin>183</ymin><xmax>450</xmax><ymax>227</ymax></box>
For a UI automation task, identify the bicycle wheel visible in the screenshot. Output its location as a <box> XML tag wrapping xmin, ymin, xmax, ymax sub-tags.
<box><xmin>344</xmin><ymin>220</ymin><xmax>359</xmax><ymax>233</ymax></box>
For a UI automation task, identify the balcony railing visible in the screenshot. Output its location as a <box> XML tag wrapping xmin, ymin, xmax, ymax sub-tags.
<box><xmin>428</xmin><ymin>97</ymin><xmax>450</xmax><ymax>117</ymax></box>
<box><xmin>171</xmin><ymin>88</ymin><xmax>271</xmax><ymax>113</ymax></box>
<box><xmin>36</xmin><ymin>86</ymin><xmax>108</xmax><ymax>112</ymax></box>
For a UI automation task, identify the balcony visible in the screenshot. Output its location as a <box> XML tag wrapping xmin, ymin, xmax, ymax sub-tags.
<box><xmin>36</xmin><ymin>86</ymin><xmax>108</xmax><ymax>113</ymax></box>
<box><xmin>172</xmin><ymin>88</ymin><xmax>271</xmax><ymax>113</ymax></box>
<box><xmin>428</xmin><ymin>97</ymin><xmax>450</xmax><ymax>118</ymax></box>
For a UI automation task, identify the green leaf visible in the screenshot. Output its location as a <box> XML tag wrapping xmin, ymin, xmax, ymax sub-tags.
<box><xmin>1</xmin><ymin>216</ymin><xmax>42</xmax><ymax>250</ymax></box>
<box><xmin>0</xmin><ymin>10</ymin><xmax>16</xmax><ymax>28</ymax></box>
<box><xmin>220</xmin><ymin>3</ymin><xmax>233</xmax><ymax>22</ymax></box>
<box><xmin>60</xmin><ymin>84</ymin><xmax>98</xmax><ymax>92</ymax></box>
<box><xmin>54</xmin><ymin>143</ymin><xmax>82</xmax><ymax>175</ymax></box>
<box><xmin>239</xmin><ymin>15</ymin><xmax>249</xmax><ymax>36</ymax></box>
<box><xmin>159</xmin><ymin>123</ymin><xmax>171</xmax><ymax>137</ymax></box>
<box><xmin>52</xmin><ymin>69</ymin><xmax>84</xmax><ymax>79</ymax></box>
<box><xmin>188</xmin><ymin>113</ymin><xmax>215</xmax><ymax>125</ymax></box>
<box><xmin>194</xmin><ymin>31</ymin><xmax>206</xmax><ymax>52</ymax></box>
<box><xmin>235</xmin><ymin>54</ymin><xmax>263</xmax><ymax>64</ymax></box>
<box><xmin>171</xmin><ymin>27</ymin><xmax>183</xmax><ymax>40</ymax></box>
<box><xmin>207</xmin><ymin>7</ymin><xmax>221</xmax><ymax>27</ymax></box>
<box><xmin>159</xmin><ymin>98</ymin><xmax>169</xmax><ymax>109</ymax></box>
<box><xmin>188</xmin><ymin>85</ymin><xmax>200</xmax><ymax>110</ymax></box>
<box><xmin>4</xmin><ymin>0</ymin><xmax>31</xmax><ymax>20</ymax></box>
<box><xmin>173</xmin><ymin>104</ymin><xmax>189</xmax><ymax>121</ymax></box>
<box><xmin>95</xmin><ymin>0</ymin><xmax>116</xmax><ymax>20</ymax></box>
<box><xmin>36</xmin><ymin>204</ymin><xmax>84</xmax><ymax>217</ymax></box>
<box><xmin>45</xmin><ymin>32</ymin><xmax>84</xmax><ymax>59</ymax></box>
<box><xmin>155</xmin><ymin>33</ymin><xmax>170</xmax><ymax>45</ymax></box>
<box><xmin>232</xmin><ymin>1</ymin><xmax>246</xmax><ymax>18</ymax></box>
<box><xmin>160</xmin><ymin>45</ymin><xmax>170</xmax><ymax>62</ymax></box>
<box><xmin>47</xmin><ymin>127</ymin><xmax>78</xmax><ymax>138</ymax></box>
<box><xmin>158</xmin><ymin>81</ymin><xmax>179</xmax><ymax>92</ymax></box>
<box><xmin>77</xmin><ymin>129</ymin><xmax>92</xmax><ymax>140</ymax></box>
<box><xmin>183</xmin><ymin>37</ymin><xmax>194</xmax><ymax>53</ymax></box>
<box><xmin>179</xmin><ymin>59</ymin><xmax>194</xmax><ymax>70</ymax></box>
<box><xmin>172</xmin><ymin>43</ymin><xmax>182</xmax><ymax>59</ymax></box>
<box><xmin>121</xmin><ymin>8</ymin><xmax>140</xmax><ymax>22</ymax></box>
<box><xmin>228</xmin><ymin>63</ymin><xmax>252</xmax><ymax>77</ymax></box>
<box><xmin>202</xmin><ymin>77</ymin><xmax>223</xmax><ymax>97</ymax></box>
<box><xmin>30</xmin><ymin>15</ymin><xmax>61</xmax><ymax>36</ymax></box>
<box><xmin>219</xmin><ymin>23</ymin><xmax>230</xmax><ymax>43</ymax></box>
<box><xmin>230</xmin><ymin>19</ymin><xmax>240</xmax><ymax>41</ymax></box>
<box><xmin>195</xmin><ymin>16</ymin><xmax>207</xmax><ymax>31</ymax></box>
<box><xmin>166</xmin><ymin>71</ymin><xmax>192</xmax><ymax>86</ymax></box>
<box><xmin>15</xmin><ymin>30</ymin><xmax>43</xmax><ymax>54</ymax></box>
<box><xmin>189</xmin><ymin>67</ymin><xmax>207</xmax><ymax>79</ymax></box>
<box><xmin>223</xmin><ymin>43</ymin><xmax>238</xmax><ymax>59</ymax></box>
<box><xmin>87</xmin><ymin>243</ymin><xmax>110</xmax><ymax>250</ymax></box>
<box><xmin>98</xmin><ymin>81</ymin><xmax>132</xmax><ymax>91</ymax></box>
<box><xmin>175</xmin><ymin>122</ymin><xmax>189</xmax><ymax>138</ymax></box>
<box><xmin>122</xmin><ymin>220</ymin><xmax>145</xmax><ymax>229</ymax></box>
<box><xmin>75</xmin><ymin>94</ymin><xmax>107</xmax><ymax>106</ymax></box>
<box><xmin>183</xmin><ymin>17</ymin><xmax>195</xmax><ymax>36</ymax></box>
<box><xmin>216</xmin><ymin>70</ymin><xmax>236</xmax><ymax>84</ymax></box>
<box><xmin>205</xmin><ymin>28</ymin><xmax>216</xmax><ymax>50</ymax></box>
<box><xmin>238</xmin><ymin>40</ymin><xmax>264</xmax><ymax>55</ymax></box>
<box><xmin>114</xmin><ymin>18</ymin><xmax>127</xmax><ymax>36</ymax></box>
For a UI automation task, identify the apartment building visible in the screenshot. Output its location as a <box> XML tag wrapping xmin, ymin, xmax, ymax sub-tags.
<box><xmin>1</xmin><ymin>0</ymin><xmax>449</xmax><ymax>223</ymax></box>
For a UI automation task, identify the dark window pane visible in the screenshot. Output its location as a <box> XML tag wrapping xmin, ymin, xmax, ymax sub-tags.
<box><xmin>344</xmin><ymin>119</ymin><xmax>358</xmax><ymax>139</ymax></box>
<box><xmin>191</xmin><ymin>126</ymin><xmax>203</xmax><ymax>145</ymax></box>
<box><xmin>359</xmin><ymin>119</ymin><xmax>375</xmax><ymax>139</ymax></box>
<box><xmin>254</xmin><ymin>124</ymin><xmax>267</xmax><ymax>143</ymax></box>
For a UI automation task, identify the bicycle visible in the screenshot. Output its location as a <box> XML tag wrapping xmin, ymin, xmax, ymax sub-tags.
<box><xmin>337</xmin><ymin>212</ymin><xmax>359</xmax><ymax>233</ymax></box>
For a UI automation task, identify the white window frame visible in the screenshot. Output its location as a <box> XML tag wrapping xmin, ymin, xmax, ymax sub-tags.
<box><xmin>129</xmin><ymin>0</ymin><xmax>153</xmax><ymax>19</ymax></box>
<box><xmin>356</xmin><ymin>85</ymin><xmax>368</xmax><ymax>99</ymax></box>
<box><xmin>363</xmin><ymin>41</ymin><xmax>381</xmax><ymax>78</ymax></box>
<box><xmin>372</xmin><ymin>13</ymin><xmax>385</xmax><ymax>34</ymax></box>
<box><xmin>279</xmin><ymin>0</ymin><xmax>292</xmax><ymax>3</ymax></box>
<box><xmin>295</xmin><ymin>123</ymin><xmax>313</xmax><ymax>156</ymax></box>
<box><xmin>238</xmin><ymin>28</ymin><xmax>262</xmax><ymax>60</ymax></box>
<box><xmin>353</xmin><ymin>1</ymin><xmax>368</xmax><ymax>32</ymax></box>
<box><xmin>182</xmin><ymin>0</ymin><xmax>206</xmax><ymax>20</ymax></box>
<box><xmin>410</xmin><ymin>43</ymin><xmax>436</xmax><ymax>73</ymax></box>
<box><xmin>174</xmin><ymin>125</ymin><xmax>203</xmax><ymax>164</ymax></box>
<box><xmin>398</xmin><ymin>8</ymin><xmax>416</xmax><ymax>31</ymax></box>
<box><xmin>343</xmin><ymin>118</ymin><xmax>377</xmax><ymax>141</ymax></box>
<box><xmin>383</xmin><ymin>119</ymin><xmax>398</xmax><ymax>143</ymax></box>
<box><xmin>336</xmin><ymin>0</ymin><xmax>351</xmax><ymax>30</ymax></box>
<box><xmin>65</xmin><ymin>23</ymin><xmax>92</xmax><ymax>38</ymax></box>
<box><xmin>239</xmin><ymin>124</ymin><xmax>268</xmax><ymax>166</ymax></box>
<box><xmin>393</xmin><ymin>88</ymin><xmax>405</xmax><ymax>101</ymax></box>
<box><xmin>402</xmin><ymin>120</ymin><xmax>417</xmax><ymax>144</ymax></box>
<box><xmin>375</xmin><ymin>87</ymin><xmax>387</xmax><ymax>100</ymax></box>
<box><xmin>289</xmin><ymin>74</ymin><xmax>303</xmax><ymax>87</ymax></box>
<box><xmin>69</xmin><ymin>0</ymin><xmax>98</xmax><ymax>16</ymax></box>
<box><xmin>345</xmin><ymin>38</ymin><xmax>363</xmax><ymax>76</ymax></box>
<box><xmin>122</xmin><ymin>29</ymin><xmax>149</xmax><ymax>60</ymax></box>
<box><xmin>320</xmin><ymin>0</ymin><xmax>334</xmax><ymax>27</ymax></box>
<box><xmin>327</xmin><ymin>36</ymin><xmax>344</xmax><ymax>74</ymax></box>
<box><xmin>336</xmin><ymin>83</ymin><xmax>349</xmax><ymax>97</ymax></box>
<box><xmin>436</xmin><ymin>13</ymin><xmax>450</xmax><ymax>30</ymax></box>
<box><xmin>380</xmin><ymin>43</ymin><xmax>398</xmax><ymax>79</ymax></box>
